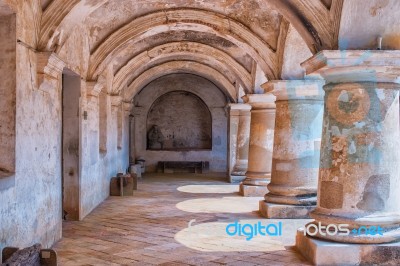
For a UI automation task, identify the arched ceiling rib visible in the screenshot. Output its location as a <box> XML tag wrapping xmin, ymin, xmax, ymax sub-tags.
<box><xmin>268</xmin><ymin>0</ymin><xmax>343</xmax><ymax>52</ymax></box>
<box><xmin>91</xmin><ymin>30</ymin><xmax>254</xmax><ymax>81</ymax></box>
<box><xmin>122</xmin><ymin>55</ymin><xmax>237</xmax><ymax>94</ymax></box>
<box><xmin>39</xmin><ymin>0</ymin><xmax>342</xmax><ymax>55</ymax></box>
<box><xmin>88</xmin><ymin>8</ymin><xmax>279</xmax><ymax>80</ymax></box>
<box><xmin>39</xmin><ymin>0</ymin><xmax>107</xmax><ymax>51</ymax></box>
<box><xmin>124</xmin><ymin>61</ymin><xmax>237</xmax><ymax>102</ymax></box>
<box><xmin>37</xmin><ymin>0</ymin><xmax>344</xmax><ymax>100</ymax></box>
<box><xmin>39</xmin><ymin>0</ymin><xmax>79</xmax><ymax>50</ymax></box>
<box><xmin>112</xmin><ymin>41</ymin><xmax>252</xmax><ymax>94</ymax></box>
<box><xmin>99</xmin><ymin>30</ymin><xmax>254</xmax><ymax>77</ymax></box>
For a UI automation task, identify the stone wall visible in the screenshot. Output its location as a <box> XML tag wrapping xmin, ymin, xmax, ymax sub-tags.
<box><xmin>339</xmin><ymin>0</ymin><xmax>400</xmax><ymax>49</ymax></box>
<box><xmin>281</xmin><ymin>24</ymin><xmax>312</xmax><ymax>80</ymax></box>
<box><xmin>147</xmin><ymin>91</ymin><xmax>212</xmax><ymax>150</ymax></box>
<box><xmin>0</xmin><ymin>3</ymin><xmax>130</xmax><ymax>253</ymax></box>
<box><xmin>133</xmin><ymin>74</ymin><xmax>228</xmax><ymax>172</ymax></box>
<box><xmin>0</xmin><ymin>13</ymin><xmax>16</xmax><ymax>177</ymax></box>
<box><xmin>78</xmin><ymin>87</ymin><xmax>130</xmax><ymax>220</ymax></box>
<box><xmin>0</xmin><ymin>44</ymin><xmax>63</xmax><ymax>254</ymax></box>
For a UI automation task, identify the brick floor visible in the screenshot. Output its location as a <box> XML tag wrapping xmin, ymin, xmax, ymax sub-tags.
<box><xmin>54</xmin><ymin>173</ymin><xmax>312</xmax><ymax>265</ymax></box>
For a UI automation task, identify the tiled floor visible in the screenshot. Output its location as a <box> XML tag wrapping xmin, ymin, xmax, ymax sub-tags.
<box><xmin>54</xmin><ymin>173</ymin><xmax>312</xmax><ymax>265</ymax></box>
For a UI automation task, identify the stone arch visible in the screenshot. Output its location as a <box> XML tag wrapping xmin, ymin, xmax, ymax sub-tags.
<box><xmin>268</xmin><ymin>0</ymin><xmax>343</xmax><ymax>52</ymax></box>
<box><xmin>112</xmin><ymin>42</ymin><xmax>252</xmax><ymax>94</ymax></box>
<box><xmin>123</xmin><ymin>61</ymin><xmax>237</xmax><ymax>102</ymax></box>
<box><xmin>88</xmin><ymin>8</ymin><xmax>278</xmax><ymax>80</ymax></box>
<box><xmin>38</xmin><ymin>1</ymin><xmax>343</xmax><ymax>59</ymax></box>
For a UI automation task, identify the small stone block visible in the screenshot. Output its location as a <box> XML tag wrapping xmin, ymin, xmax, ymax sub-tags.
<box><xmin>259</xmin><ymin>201</ymin><xmax>315</xmax><ymax>219</ymax></box>
<box><xmin>230</xmin><ymin>175</ymin><xmax>246</xmax><ymax>183</ymax></box>
<box><xmin>239</xmin><ymin>184</ymin><xmax>268</xmax><ymax>197</ymax></box>
<box><xmin>296</xmin><ymin>229</ymin><xmax>400</xmax><ymax>266</ymax></box>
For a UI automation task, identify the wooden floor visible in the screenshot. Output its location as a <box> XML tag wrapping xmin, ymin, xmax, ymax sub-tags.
<box><xmin>54</xmin><ymin>173</ymin><xmax>311</xmax><ymax>266</ymax></box>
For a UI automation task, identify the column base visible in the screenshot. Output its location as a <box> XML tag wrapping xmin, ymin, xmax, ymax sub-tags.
<box><xmin>239</xmin><ymin>183</ymin><xmax>268</xmax><ymax>197</ymax></box>
<box><xmin>259</xmin><ymin>201</ymin><xmax>315</xmax><ymax>219</ymax></box>
<box><xmin>230</xmin><ymin>174</ymin><xmax>246</xmax><ymax>183</ymax></box>
<box><xmin>296</xmin><ymin>228</ymin><xmax>400</xmax><ymax>266</ymax></box>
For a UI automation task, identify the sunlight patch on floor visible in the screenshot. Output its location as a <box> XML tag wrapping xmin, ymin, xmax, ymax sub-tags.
<box><xmin>177</xmin><ymin>184</ymin><xmax>239</xmax><ymax>194</ymax></box>
<box><xmin>175</xmin><ymin>196</ymin><xmax>262</xmax><ymax>213</ymax></box>
<box><xmin>175</xmin><ymin>219</ymin><xmax>312</xmax><ymax>252</ymax></box>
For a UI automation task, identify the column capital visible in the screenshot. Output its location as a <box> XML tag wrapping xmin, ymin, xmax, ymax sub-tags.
<box><xmin>123</xmin><ymin>101</ymin><xmax>133</xmax><ymax>112</ymax></box>
<box><xmin>110</xmin><ymin>95</ymin><xmax>122</xmax><ymax>107</ymax></box>
<box><xmin>301</xmin><ymin>50</ymin><xmax>400</xmax><ymax>84</ymax></box>
<box><xmin>262</xmin><ymin>80</ymin><xmax>325</xmax><ymax>101</ymax></box>
<box><xmin>37</xmin><ymin>52</ymin><xmax>66</xmax><ymax>78</ymax></box>
<box><xmin>229</xmin><ymin>103</ymin><xmax>251</xmax><ymax>117</ymax></box>
<box><xmin>84</xmin><ymin>81</ymin><xmax>104</xmax><ymax>97</ymax></box>
<box><xmin>37</xmin><ymin>52</ymin><xmax>66</xmax><ymax>86</ymax></box>
<box><xmin>242</xmin><ymin>94</ymin><xmax>276</xmax><ymax>109</ymax></box>
<box><xmin>228</xmin><ymin>103</ymin><xmax>251</xmax><ymax>111</ymax></box>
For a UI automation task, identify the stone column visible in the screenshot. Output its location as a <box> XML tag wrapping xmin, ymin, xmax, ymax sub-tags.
<box><xmin>230</xmin><ymin>104</ymin><xmax>251</xmax><ymax>183</ymax></box>
<box><xmin>296</xmin><ymin>51</ymin><xmax>400</xmax><ymax>266</ymax></box>
<box><xmin>228</xmin><ymin>104</ymin><xmax>240</xmax><ymax>182</ymax></box>
<box><xmin>239</xmin><ymin>94</ymin><xmax>276</xmax><ymax>197</ymax></box>
<box><xmin>259</xmin><ymin>80</ymin><xmax>325</xmax><ymax>218</ymax></box>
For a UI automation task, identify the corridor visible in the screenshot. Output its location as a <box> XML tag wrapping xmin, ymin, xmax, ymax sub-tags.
<box><xmin>54</xmin><ymin>174</ymin><xmax>310</xmax><ymax>266</ymax></box>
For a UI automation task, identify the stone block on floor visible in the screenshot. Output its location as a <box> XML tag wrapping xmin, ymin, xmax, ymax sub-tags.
<box><xmin>259</xmin><ymin>201</ymin><xmax>314</xmax><ymax>219</ymax></box>
<box><xmin>296</xmin><ymin>228</ymin><xmax>400</xmax><ymax>266</ymax></box>
<box><xmin>230</xmin><ymin>175</ymin><xmax>246</xmax><ymax>183</ymax></box>
<box><xmin>239</xmin><ymin>183</ymin><xmax>268</xmax><ymax>197</ymax></box>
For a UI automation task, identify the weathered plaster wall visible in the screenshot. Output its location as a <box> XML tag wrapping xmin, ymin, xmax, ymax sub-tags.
<box><xmin>339</xmin><ymin>0</ymin><xmax>400</xmax><ymax>49</ymax></box>
<box><xmin>0</xmin><ymin>13</ymin><xmax>16</xmax><ymax>176</ymax></box>
<box><xmin>0</xmin><ymin>1</ymin><xmax>64</xmax><ymax>254</ymax></box>
<box><xmin>0</xmin><ymin>43</ymin><xmax>63</xmax><ymax>254</ymax></box>
<box><xmin>133</xmin><ymin>74</ymin><xmax>228</xmax><ymax>173</ymax></box>
<box><xmin>78</xmin><ymin>87</ymin><xmax>130</xmax><ymax>220</ymax></box>
<box><xmin>0</xmin><ymin>46</ymin><xmax>130</xmax><ymax>256</ymax></box>
<box><xmin>0</xmin><ymin>2</ymin><xmax>130</xmax><ymax>254</ymax></box>
<box><xmin>281</xmin><ymin>25</ymin><xmax>312</xmax><ymax>80</ymax></box>
<box><xmin>147</xmin><ymin>91</ymin><xmax>212</xmax><ymax>150</ymax></box>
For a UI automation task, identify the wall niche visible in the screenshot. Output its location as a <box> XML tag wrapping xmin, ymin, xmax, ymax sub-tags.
<box><xmin>147</xmin><ymin>91</ymin><xmax>212</xmax><ymax>150</ymax></box>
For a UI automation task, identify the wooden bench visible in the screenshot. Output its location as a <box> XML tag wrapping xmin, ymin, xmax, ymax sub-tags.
<box><xmin>158</xmin><ymin>161</ymin><xmax>209</xmax><ymax>174</ymax></box>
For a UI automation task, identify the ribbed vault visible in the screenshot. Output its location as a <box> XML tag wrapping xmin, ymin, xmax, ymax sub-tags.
<box><xmin>123</xmin><ymin>61</ymin><xmax>237</xmax><ymax>102</ymax></box>
<box><xmin>35</xmin><ymin>0</ymin><xmax>344</xmax><ymax>102</ymax></box>
<box><xmin>112</xmin><ymin>41</ymin><xmax>252</xmax><ymax>94</ymax></box>
<box><xmin>87</xmin><ymin>8</ymin><xmax>281</xmax><ymax>81</ymax></box>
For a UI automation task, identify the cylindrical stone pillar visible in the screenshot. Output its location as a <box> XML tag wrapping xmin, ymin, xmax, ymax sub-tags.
<box><xmin>228</xmin><ymin>104</ymin><xmax>240</xmax><ymax>182</ymax></box>
<box><xmin>231</xmin><ymin>104</ymin><xmax>251</xmax><ymax>180</ymax></box>
<box><xmin>259</xmin><ymin>80</ymin><xmax>325</xmax><ymax>218</ymax></box>
<box><xmin>239</xmin><ymin>94</ymin><xmax>276</xmax><ymax>197</ymax></box>
<box><xmin>296</xmin><ymin>51</ymin><xmax>400</xmax><ymax>266</ymax></box>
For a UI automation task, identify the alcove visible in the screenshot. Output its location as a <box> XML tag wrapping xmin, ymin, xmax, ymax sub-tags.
<box><xmin>147</xmin><ymin>91</ymin><xmax>212</xmax><ymax>150</ymax></box>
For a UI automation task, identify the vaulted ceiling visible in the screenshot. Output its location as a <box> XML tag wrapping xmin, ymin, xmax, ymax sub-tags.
<box><xmin>8</xmin><ymin>0</ymin><xmax>345</xmax><ymax>101</ymax></box>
